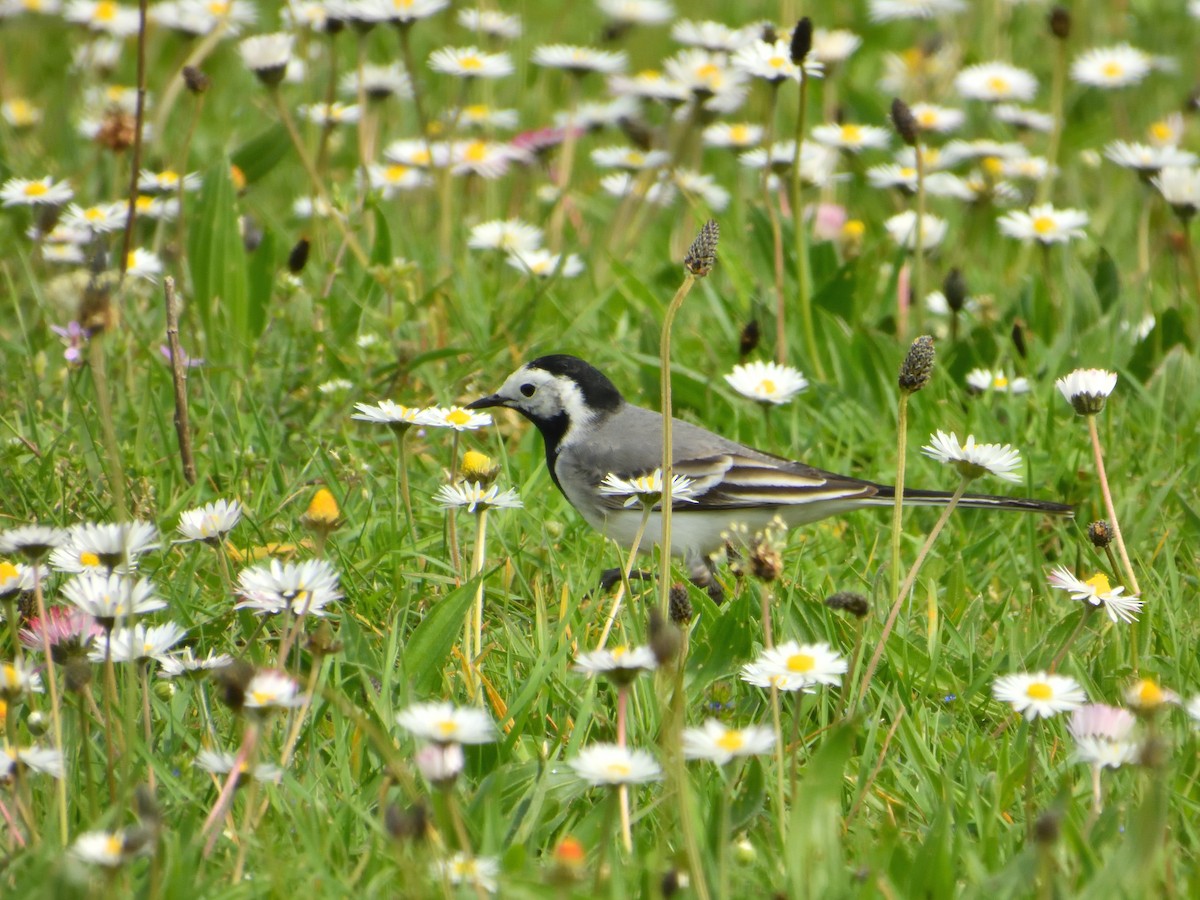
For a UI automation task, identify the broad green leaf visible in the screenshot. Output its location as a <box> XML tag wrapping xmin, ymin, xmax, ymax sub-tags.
<box><xmin>401</xmin><ymin>574</ymin><xmax>482</xmax><ymax>694</ymax></box>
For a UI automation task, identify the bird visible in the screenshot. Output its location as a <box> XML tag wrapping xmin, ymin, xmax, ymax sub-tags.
<box><xmin>468</xmin><ymin>354</ymin><xmax>1072</xmax><ymax>583</ymax></box>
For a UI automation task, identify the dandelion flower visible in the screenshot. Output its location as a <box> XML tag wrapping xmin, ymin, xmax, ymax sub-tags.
<box><xmin>993</xmin><ymin>671</ymin><xmax>1086</xmax><ymax>719</ymax></box>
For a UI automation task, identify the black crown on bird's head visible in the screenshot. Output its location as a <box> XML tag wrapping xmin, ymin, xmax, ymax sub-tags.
<box><xmin>526</xmin><ymin>355</ymin><xmax>625</xmax><ymax>413</ymax></box>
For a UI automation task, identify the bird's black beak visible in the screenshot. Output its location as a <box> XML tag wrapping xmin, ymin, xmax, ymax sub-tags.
<box><xmin>466</xmin><ymin>394</ymin><xmax>506</xmax><ymax>410</ymax></box>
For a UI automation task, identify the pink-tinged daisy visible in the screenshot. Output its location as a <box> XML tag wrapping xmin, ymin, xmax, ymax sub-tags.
<box><xmin>993</xmin><ymin>671</ymin><xmax>1086</xmax><ymax>719</ymax></box>
<box><xmin>19</xmin><ymin>607</ymin><xmax>102</xmax><ymax>662</ymax></box>
<box><xmin>1068</xmin><ymin>703</ymin><xmax>1138</xmax><ymax>769</ymax></box>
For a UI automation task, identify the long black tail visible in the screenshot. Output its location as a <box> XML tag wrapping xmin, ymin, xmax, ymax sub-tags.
<box><xmin>866</xmin><ymin>484</ymin><xmax>1074</xmax><ymax>517</ymax></box>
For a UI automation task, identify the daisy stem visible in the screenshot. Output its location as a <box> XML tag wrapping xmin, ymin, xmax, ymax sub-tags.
<box><xmin>87</xmin><ymin>337</ymin><xmax>128</xmax><ymax>520</ymax></box>
<box><xmin>792</xmin><ymin>68</ymin><xmax>824</xmax><ymax>379</ymax></box>
<box><xmin>716</xmin><ymin>758</ymin><xmax>740</xmax><ymax>900</ymax></box>
<box><xmin>31</xmin><ymin>565</ymin><xmax>68</xmax><ymax>843</ymax></box>
<box><xmin>616</xmin><ymin>683</ymin><xmax>632</xmax><ymax>852</ymax></box>
<box><xmin>395</xmin><ymin>24</ymin><xmax>432</xmax><ymax>145</ymax></box>
<box><xmin>140</xmin><ymin>661</ymin><xmax>156</xmax><ymax>792</ymax></box>
<box><xmin>76</xmin><ymin>693</ymin><xmax>98</xmax><ymax>822</ymax></box>
<box><xmin>5</xmin><ymin>602</ymin><xmax>22</xmax><ymax>665</ymax></box>
<box><xmin>250</xmin><ymin>658</ymin><xmax>324</xmax><ymax>831</ymax></box>
<box><xmin>202</xmin><ymin>719</ymin><xmax>259</xmax><ymax>855</ymax></box>
<box><xmin>471</xmin><ymin>508</ymin><xmax>489</xmax><ymax>667</ymax></box>
<box><xmin>909</xmin><ymin>139</ymin><xmax>927</xmax><ymax>339</ymax></box>
<box><xmin>889</xmin><ymin>391</ymin><xmax>911</xmax><ymax>623</ymax></box>
<box><xmin>1086</xmin><ymin>414</ymin><xmax>1139</xmax><ymax>595</ymax></box>
<box><xmin>1089</xmin><ymin>764</ymin><xmax>1104</xmax><ymax>823</ymax></box>
<box><xmin>265</xmin><ymin>84</ymin><xmax>369</xmax><ymax>269</ymax></box>
<box><xmin>449</xmin><ymin>433</ymin><xmax>463</xmax><ymax>579</ymax></box>
<box><xmin>1024</xmin><ymin>719</ymin><xmax>1039</xmax><ymax>838</ymax></box>
<box><xmin>770</xmin><ymin>683</ymin><xmax>787</xmax><ymax>850</ymax></box>
<box><xmin>858</xmin><ymin>478</ymin><xmax>969</xmax><ymax>707</ymax></box>
<box><xmin>101</xmin><ymin>647</ymin><xmax>119</xmax><ymax>804</ymax></box>
<box><xmin>1179</xmin><ymin>216</ymin><xmax>1200</xmax><ymax>311</ymax></box>
<box><xmin>1048</xmin><ymin>605</ymin><xmax>1094</xmax><ymax>673</ymax></box>
<box><xmin>760</xmin><ymin>585</ymin><xmax>774</xmax><ymax>650</ymax></box>
<box><xmin>314</xmin><ymin>32</ymin><xmax>340</xmax><ymax>176</ymax></box>
<box><xmin>231</xmin><ymin>776</ymin><xmax>261</xmax><ymax>885</ymax></box>
<box><xmin>395</xmin><ymin>431</ymin><xmax>418</xmax><ymax>552</ymax></box>
<box><xmin>659</xmin><ymin>273</ymin><xmax>699</xmax><ymax>618</ymax></box>
<box><xmin>354</xmin><ymin>32</ymin><xmax>373</xmax><ymax>184</ymax></box>
<box><xmin>596</xmin><ymin>505</ymin><xmax>652</xmax><ymax>650</ymax></box>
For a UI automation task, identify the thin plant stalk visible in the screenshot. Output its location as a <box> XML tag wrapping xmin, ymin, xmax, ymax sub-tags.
<box><xmin>471</xmin><ymin>508</ymin><xmax>490</xmax><ymax>666</ymax></box>
<box><xmin>395</xmin><ymin>429</ymin><xmax>418</xmax><ymax>552</ymax></box>
<box><xmin>858</xmin><ymin>478</ymin><xmax>969</xmax><ymax>705</ymax></box>
<box><xmin>596</xmin><ymin>504</ymin><xmax>653</xmax><ymax>649</ymax></box>
<box><xmin>265</xmin><ymin>84</ymin><xmax>369</xmax><ymax>268</ymax></box>
<box><xmin>770</xmin><ymin>683</ymin><xmax>787</xmax><ymax>848</ymax></box>
<box><xmin>1024</xmin><ymin>719</ymin><xmax>1040</xmax><ymax>837</ymax></box>
<box><xmin>548</xmin><ymin>77</ymin><xmax>584</xmax><ymax>253</ymax></box>
<box><xmin>118</xmin><ymin>0</ymin><xmax>149</xmax><ymax>278</ymax></box>
<box><xmin>1087</xmin><ymin>415</ymin><xmax>1139</xmax><ymax>594</ymax></box>
<box><xmin>1049</xmin><ymin>606</ymin><xmax>1095</xmax><ymax>672</ymax></box>
<box><xmin>889</xmin><ymin>392</ymin><xmax>911</xmax><ymax>615</ymax></box>
<box><xmin>658</xmin><ymin>273</ymin><xmax>700</xmax><ymax>615</ymax></box>
<box><xmin>909</xmin><ymin>142</ymin><xmax>928</xmax><ymax>338</ymax></box>
<box><xmin>791</xmin><ymin>68</ymin><xmax>823</xmax><ymax>377</ymax></box>
<box><xmin>757</xmin><ymin>85</ymin><xmax>786</xmax><ymax>366</ymax></box>
<box><xmin>140</xmin><ymin>661</ymin><xmax>156</xmax><ymax>791</ymax></box>
<box><xmin>616</xmin><ymin>682</ymin><xmax>632</xmax><ymax>853</ymax></box>
<box><xmin>31</xmin><ymin>565</ymin><xmax>68</xmax><ymax>842</ymax></box>
<box><xmin>202</xmin><ymin>719</ymin><xmax>260</xmax><ymax>854</ymax></box>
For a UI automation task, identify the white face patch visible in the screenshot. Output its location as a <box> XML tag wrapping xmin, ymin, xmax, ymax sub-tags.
<box><xmin>499</xmin><ymin>367</ymin><xmax>593</xmax><ymax>445</ymax></box>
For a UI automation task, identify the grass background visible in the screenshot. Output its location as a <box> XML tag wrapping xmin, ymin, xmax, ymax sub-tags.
<box><xmin>1</xmin><ymin>0</ymin><xmax>1199</xmax><ymax>896</ymax></box>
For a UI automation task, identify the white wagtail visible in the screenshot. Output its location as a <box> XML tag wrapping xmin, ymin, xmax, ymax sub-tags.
<box><xmin>468</xmin><ymin>354</ymin><xmax>1072</xmax><ymax>580</ymax></box>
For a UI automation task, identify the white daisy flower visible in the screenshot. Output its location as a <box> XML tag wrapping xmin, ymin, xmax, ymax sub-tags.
<box><xmin>909</xmin><ymin>102</ymin><xmax>965</xmax><ymax>134</ymax></box>
<box><xmin>352</xmin><ymin>400</ymin><xmax>429</xmax><ymax>431</ymax></box>
<box><xmin>0</xmin><ymin>176</ymin><xmax>73</xmax><ymax>207</ymax></box>
<box><xmin>71</xmin><ymin>830</ymin><xmax>150</xmax><ymax>867</ymax></box>
<box><xmin>1</xmin><ymin>98</ymin><xmax>41</xmax><ymax>128</ymax></box>
<box><xmin>590</xmin><ymin>146</ymin><xmax>670</xmax><ymax>170</ymax></box>
<box><xmin>1</xmin><ymin>745</ymin><xmax>65</xmax><ymax>780</ymax></box>
<box><xmin>243</xmin><ymin>670</ymin><xmax>304</xmax><ymax>711</ymax></box>
<box><xmin>725</xmin><ymin>361</ymin><xmax>808</xmax><ymax>405</ymax></box>
<box><xmin>0</xmin><ymin>561</ymin><xmax>40</xmax><ymax>600</ymax></box>
<box><xmin>672</xmin><ymin>168</ymin><xmax>729</xmax><ymax>210</ymax></box>
<box><xmin>506</xmin><ymin>249</ymin><xmax>585</xmax><ymax>278</ymax></box>
<box><xmin>921</xmin><ymin>431</ymin><xmax>1023</xmax><ymax>483</ymax></box>
<box><xmin>124</xmin><ymin>248</ymin><xmax>163</xmax><ymax>282</ymax></box>
<box><xmin>467</xmin><ymin>219</ymin><xmax>543</xmax><ymax>254</ymax></box>
<box><xmin>598</xmin><ymin>470</ymin><xmax>696</xmax><ymax>510</ymax></box>
<box><xmin>1186</xmin><ymin>695</ymin><xmax>1200</xmax><ymax>727</ymax></box>
<box><xmin>365</xmin><ymin>163</ymin><xmax>429</xmax><ymax>197</ymax></box>
<box><xmin>682</xmin><ymin>719</ymin><xmax>775</xmax><ymax>764</ymax></box>
<box><xmin>955</xmin><ymin>62</ymin><xmax>1038</xmax><ymax>102</ymax></box>
<box><xmin>965</xmin><ymin>369</ymin><xmax>1030</xmax><ymax>394</ymax></box>
<box><xmin>177</xmin><ymin>499</ymin><xmax>242</xmax><ymax>544</ymax></box>
<box><xmin>451</xmin><ymin>139</ymin><xmax>530</xmax><ymax>179</ymax></box>
<box><xmin>731</xmin><ymin>38</ymin><xmax>823</xmax><ymax>84</ymax></box>
<box><xmin>740</xmin><ymin>640</ymin><xmax>847</xmax><ymax>691</ymax></box>
<box><xmin>433</xmin><ymin>482</ymin><xmax>522</xmax><ymax>513</ymax></box>
<box><xmin>0</xmin><ymin>525</ymin><xmax>67</xmax><ymax>560</ymax></box>
<box><xmin>867</xmin><ymin>163</ymin><xmax>919</xmax><ymax>192</ymax></box>
<box><xmin>869</xmin><ymin>0</ymin><xmax>965</xmax><ymax>21</ymax></box>
<box><xmin>599</xmin><ymin>172</ymin><xmax>677</xmax><ymax>206</ymax></box>
<box><xmin>61</xmin><ymin>201</ymin><xmax>128</xmax><ymax>234</ymax></box>
<box><xmin>997</xmin><ymin>204</ymin><xmax>1088</xmax><ymax>245</ymax></box>
<box><xmin>61</xmin><ymin>573</ymin><xmax>166</xmax><ymax>622</ymax></box>
<box><xmin>811</xmin><ymin>28</ymin><xmax>861</xmax><ymax>65</ymax></box>
<box><xmin>236</xmin><ymin>558</ymin><xmax>342</xmax><ymax>617</ymax></box>
<box><xmin>415</xmin><ymin>741</ymin><xmax>464</xmax><ymax>785</ymax></box>
<box><xmin>999</xmin><ymin>156</ymin><xmax>1052</xmax><ymax>181</ymax></box>
<box><xmin>663</xmin><ymin>49</ymin><xmax>749</xmax><ymax>109</ymax></box>
<box><xmin>382</xmin><ymin>138</ymin><xmax>449</xmax><ymax>169</ymax></box>
<box><xmin>993</xmin><ymin>671</ymin><xmax>1086</xmax><ymax>719</ymax></box>
<box><xmin>596</xmin><ymin>0</ymin><xmax>673</xmax><ymax>25</ymax></box>
<box><xmin>608</xmin><ymin>70</ymin><xmax>689</xmax><ymax>104</ymax></box>
<box><xmin>1124</xmin><ymin>678</ymin><xmax>1178</xmax><ymax>711</ymax></box>
<box><xmin>1104</xmin><ymin>141</ymin><xmax>1197</xmax><ymax>175</ymax></box>
<box><xmin>1146</xmin><ymin>113</ymin><xmax>1185</xmax><ymax>148</ymax></box>
<box><xmin>1068</xmin><ymin>704</ymin><xmax>1139</xmax><ymax>769</ymax></box>
<box><xmin>196</xmin><ymin>748</ymin><xmax>283</xmax><ymax>782</ymax></box>
<box><xmin>884</xmin><ymin>211</ymin><xmax>948</xmax><ymax>251</ymax></box>
<box><xmin>1071</xmin><ymin>44</ymin><xmax>1152</xmax><ymax>89</ymax></box>
<box><xmin>448</xmin><ymin>104</ymin><xmax>519</xmax><ymax>130</ymax></box>
<box><xmin>0</xmin><ymin>659</ymin><xmax>43</xmax><ymax>699</ymax></box>
<box><xmin>89</xmin><ymin>622</ymin><xmax>187</xmax><ymax>665</ymax></box>
<box><xmin>701</xmin><ymin>122</ymin><xmax>763</xmax><ymax>149</ymax></box>
<box><xmin>434</xmin><ymin>853</ymin><xmax>500</xmax><ymax>894</ymax></box>
<box><xmin>428</xmin><ymin>46</ymin><xmax>513</xmax><ymax>79</ymax></box>
<box><xmin>1047</xmin><ymin>566</ymin><xmax>1142</xmax><ymax>624</ymax></box>
<box><xmin>570</xmin><ymin>743</ymin><xmax>661</xmax><ymax>785</ymax></box>
<box><xmin>574</xmin><ymin>645</ymin><xmax>658</xmax><ymax>682</ymax></box>
<box><xmin>386</xmin><ymin>0</ymin><xmax>448</xmax><ymax>24</ymax></box>
<box><xmin>238</xmin><ymin>32</ymin><xmax>293</xmax><ymax>84</ymax></box>
<box><xmin>137</xmin><ymin>169</ymin><xmax>201</xmax><ymax>194</ymax></box>
<box><xmin>157</xmin><ymin>647</ymin><xmax>233</xmax><ymax>678</ymax></box>
<box><xmin>1054</xmin><ymin>368</ymin><xmax>1116</xmax><ymax>416</ymax></box>
<box><xmin>340</xmin><ymin>63</ymin><xmax>412</xmax><ymax>100</ymax></box>
<box><xmin>812</xmin><ymin>122</ymin><xmax>890</xmax><ymax>153</ymax></box>
<box><xmin>134</xmin><ymin>194</ymin><xmax>180</xmax><ymax>221</ymax></box>
<box><xmin>419</xmin><ymin>406</ymin><xmax>494</xmax><ymax>432</ymax></box>
<box><xmin>670</xmin><ymin>19</ymin><xmax>757</xmax><ymax>52</ymax></box>
<box><xmin>1153</xmin><ymin>166</ymin><xmax>1200</xmax><ymax>217</ymax></box>
<box><xmin>740</xmin><ymin>142</ymin><xmax>840</xmax><ymax>187</ymax></box>
<box><xmin>64</xmin><ymin>0</ymin><xmax>140</xmax><ymax>35</ymax></box>
<box><xmin>993</xmin><ymin>104</ymin><xmax>1055</xmax><ymax>132</ymax></box>
<box><xmin>456</xmin><ymin>7</ymin><xmax>522</xmax><ymax>39</ymax></box>
<box><xmin>298</xmin><ymin>101</ymin><xmax>361</xmax><ymax>126</ymax></box>
<box><xmin>531</xmin><ymin>44</ymin><xmax>627</xmax><ymax>75</ymax></box>
<box><xmin>396</xmin><ymin>701</ymin><xmax>496</xmax><ymax>745</ymax></box>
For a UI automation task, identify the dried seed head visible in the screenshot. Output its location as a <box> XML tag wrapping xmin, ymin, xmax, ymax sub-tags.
<box><xmin>648</xmin><ymin>607</ymin><xmax>682</xmax><ymax>666</ymax></box>
<box><xmin>684</xmin><ymin>219</ymin><xmax>719</xmax><ymax>277</ymax></box>
<box><xmin>1087</xmin><ymin>520</ymin><xmax>1114</xmax><ymax>549</ymax></box>
<box><xmin>898</xmin><ymin>335</ymin><xmax>936</xmax><ymax>393</ymax></box>
<box><xmin>135</xmin><ymin>784</ymin><xmax>163</xmax><ymax>827</ymax></box>
<box><xmin>759</xmin><ymin>23</ymin><xmax>778</xmax><ymax>44</ymax></box>
<box><xmin>385</xmin><ymin>801</ymin><xmax>429</xmax><ymax>843</ymax></box>
<box><xmin>749</xmin><ymin>542</ymin><xmax>782</xmax><ymax>582</ymax></box>
<box><xmin>213</xmin><ymin>659</ymin><xmax>255</xmax><ymax>714</ymax></box>
<box><xmin>183</xmin><ymin>66</ymin><xmax>210</xmax><ymax>94</ymax></box>
<box><xmin>1033</xmin><ymin>810</ymin><xmax>1060</xmax><ymax>845</ymax></box>
<box><xmin>890</xmin><ymin>98</ymin><xmax>919</xmax><ymax>148</ymax></box>
<box><xmin>824</xmin><ymin>591</ymin><xmax>870</xmax><ymax>618</ymax></box>
<box><xmin>790</xmin><ymin>18</ymin><xmax>813</xmax><ymax>65</ymax></box>
<box><xmin>1048</xmin><ymin>6</ymin><xmax>1071</xmax><ymax>40</ymax></box>
<box><xmin>95</xmin><ymin>109</ymin><xmax>137</xmax><ymax>152</ymax></box>
<box><xmin>65</xmin><ymin>658</ymin><xmax>94</xmax><ymax>693</ymax></box>
<box><xmin>739</xmin><ymin>319</ymin><xmax>760</xmax><ymax>357</ymax></box>
<box><xmin>668</xmin><ymin>582</ymin><xmax>693</xmax><ymax>625</ymax></box>
<box><xmin>288</xmin><ymin>237</ymin><xmax>310</xmax><ymax>274</ymax></box>
<box><xmin>307</xmin><ymin>619</ymin><xmax>343</xmax><ymax>657</ymax></box>
<box><xmin>943</xmin><ymin>268</ymin><xmax>967</xmax><ymax>313</ymax></box>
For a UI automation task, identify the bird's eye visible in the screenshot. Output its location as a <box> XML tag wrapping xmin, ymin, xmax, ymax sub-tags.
<box><xmin>519</xmin><ymin>383</ymin><xmax>536</xmax><ymax>398</ymax></box>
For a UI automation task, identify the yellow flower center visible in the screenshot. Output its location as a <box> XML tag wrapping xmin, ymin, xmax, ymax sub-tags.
<box><xmin>1150</xmin><ymin>121</ymin><xmax>1173</xmax><ymax>142</ymax></box>
<box><xmin>446</xmin><ymin>410</ymin><xmax>471</xmax><ymax>427</ymax></box>
<box><xmin>23</xmin><ymin>182</ymin><xmax>48</xmax><ymax>197</ymax></box>
<box><xmin>986</xmin><ymin>76</ymin><xmax>1010</xmax><ymax>94</ymax></box>
<box><xmin>0</xmin><ymin>562</ymin><xmax>18</xmax><ymax>582</ymax></box>
<box><xmin>756</xmin><ymin>379</ymin><xmax>777</xmax><ymax>395</ymax></box>
<box><xmin>729</xmin><ymin>124</ymin><xmax>749</xmax><ymax>143</ymax></box>
<box><xmin>605</xmin><ymin>762</ymin><xmax>632</xmax><ymax>778</ymax></box>
<box><xmin>917</xmin><ymin>109</ymin><xmax>937</xmax><ymax>126</ymax></box>
<box><xmin>1032</xmin><ymin>216</ymin><xmax>1056</xmax><ymax>235</ymax></box>
<box><xmin>84</xmin><ymin>207</ymin><xmax>106</xmax><ymax>221</ymax></box>
<box><xmin>696</xmin><ymin>63</ymin><xmax>721</xmax><ymax>84</ymax></box>
<box><xmin>993</xmin><ymin>376</ymin><xmax>1008</xmax><ymax>388</ymax></box>
<box><xmin>1025</xmin><ymin>682</ymin><xmax>1053</xmax><ymax>701</ymax></box>
<box><xmin>435</xmin><ymin>719</ymin><xmax>458</xmax><ymax>737</ymax></box>
<box><xmin>394</xmin><ymin>0</ymin><xmax>413</xmax><ymax>7</ymax></box>
<box><xmin>230</xmin><ymin>164</ymin><xmax>246</xmax><ymax>192</ymax></box>
<box><xmin>458</xmin><ymin>55</ymin><xmax>483</xmax><ymax>71</ymax></box>
<box><xmin>157</xmin><ymin>170</ymin><xmax>179</xmax><ymax>186</ymax></box>
<box><xmin>250</xmin><ymin>690</ymin><xmax>274</xmax><ymax>705</ymax></box>
<box><xmin>95</xmin><ymin>1</ymin><xmax>116</xmax><ymax>22</ymax></box>
<box><xmin>899</xmin><ymin>167</ymin><xmax>916</xmax><ymax>179</ymax></box>
<box><xmin>207</xmin><ymin>0</ymin><xmax>229</xmax><ymax>14</ymax></box>
<box><xmin>105</xmin><ymin>835</ymin><xmax>123</xmax><ymax>857</ymax></box>
<box><xmin>80</xmin><ymin>551</ymin><xmax>101</xmax><ymax>567</ymax></box>
<box><xmin>637</xmin><ymin>69</ymin><xmax>661</xmax><ymax>80</ymax></box>
<box><xmin>715</xmin><ymin>730</ymin><xmax>745</xmax><ymax>752</ymax></box>
<box><xmin>385</xmin><ymin>165</ymin><xmax>410</xmax><ymax>182</ymax></box>
<box><xmin>464</xmin><ymin>141</ymin><xmax>488</xmax><ymax>162</ymax></box>
<box><xmin>901</xmin><ymin>48</ymin><xmax>923</xmax><ymax>70</ymax></box>
<box><xmin>611</xmin><ymin>646</ymin><xmax>628</xmax><ymax>660</ymax></box>
<box><xmin>8</xmin><ymin>100</ymin><xmax>34</xmax><ymax>126</ymax></box>
<box><xmin>1084</xmin><ymin>573</ymin><xmax>1112</xmax><ymax>595</ymax></box>
<box><xmin>842</xmin><ymin>220</ymin><xmax>865</xmax><ymax>238</ymax></box>
<box><xmin>2</xmin><ymin>664</ymin><xmax>17</xmax><ymax>684</ymax></box>
<box><xmin>982</xmin><ymin>156</ymin><xmax>1004</xmax><ymax>176</ymax></box>
<box><xmin>464</xmin><ymin>104</ymin><xmax>488</xmax><ymax>118</ymax></box>
<box><xmin>1101</xmin><ymin>61</ymin><xmax>1123</xmax><ymax>79</ymax></box>
<box><xmin>413</xmin><ymin>149</ymin><xmax>431</xmax><ymax>165</ymax></box>
<box><xmin>627</xmin><ymin>151</ymin><xmax>645</xmax><ymax>166</ymax></box>
<box><xmin>1135</xmin><ymin>679</ymin><xmax>1165</xmax><ymax>706</ymax></box>
<box><xmin>840</xmin><ymin>124</ymin><xmax>862</xmax><ymax>143</ymax></box>
<box><xmin>142</xmin><ymin>642</ymin><xmax>154</xmax><ymax>654</ymax></box>
<box><xmin>768</xmin><ymin>56</ymin><xmax>787</xmax><ymax>69</ymax></box>
<box><xmin>126</xmin><ymin>251</ymin><xmax>139</xmax><ymax>270</ymax></box>
<box><xmin>786</xmin><ymin>653</ymin><xmax>815</xmax><ymax>673</ymax></box>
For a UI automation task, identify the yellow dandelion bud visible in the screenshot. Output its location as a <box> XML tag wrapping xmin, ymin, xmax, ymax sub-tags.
<box><xmin>303</xmin><ymin>488</ymin><xmax>341</xmax><ymax>530</ymax></box>
<box><xmin>461</xmin><ymin>450</ymin><xmax>500</xmax><ymax>485</ymax></box>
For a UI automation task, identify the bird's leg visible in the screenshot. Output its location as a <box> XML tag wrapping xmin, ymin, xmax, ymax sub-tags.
<box><xmin>596</xmin><ymin>568</ymin><xmax>652</xmax><ymax>592</ymax></box>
